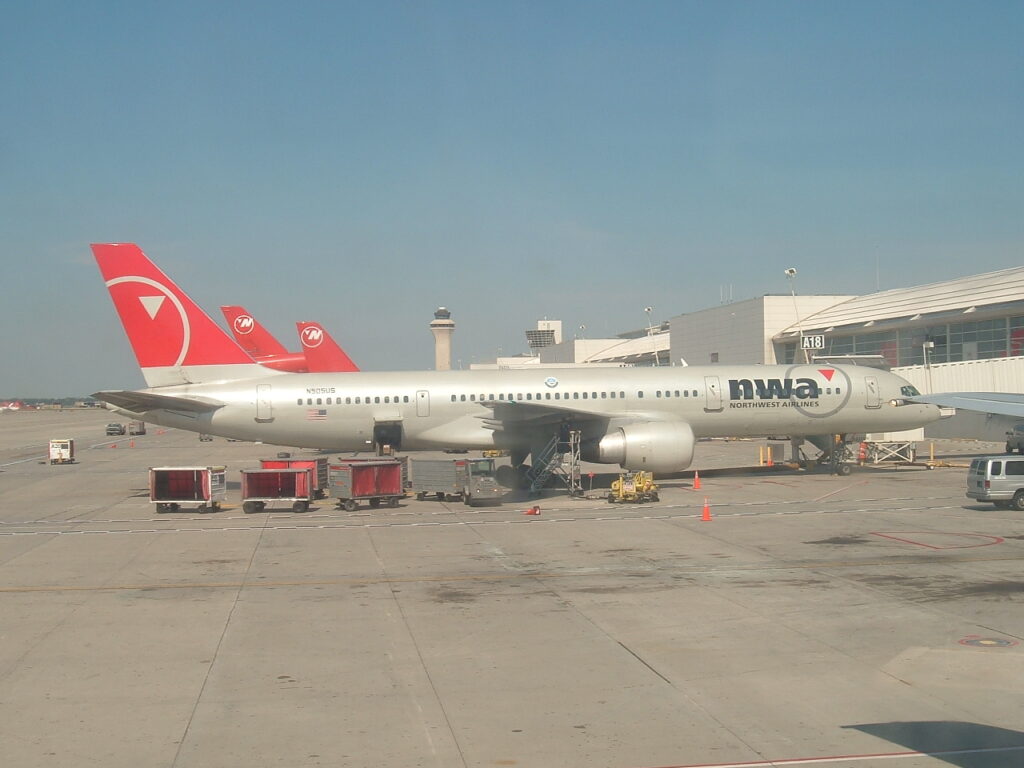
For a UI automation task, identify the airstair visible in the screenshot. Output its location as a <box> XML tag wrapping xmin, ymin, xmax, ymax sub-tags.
<box><xmin>527</xmin><ymin>430</ymin><xmax>583</xmax><ymax>496</ymax></box>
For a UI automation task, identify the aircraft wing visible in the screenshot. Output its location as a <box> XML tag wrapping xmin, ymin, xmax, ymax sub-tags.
<box><xmin>478</xmin><ymin>399</ymin><xmax>675</xmax><ymax>431</ymax></box>
<box><xmin>92</xmin><ymin>390</ymin><xmax>225</xmax><ymax>414</ymax></box>
<box><xmin>911</xmin><ymin>392</ymin><xmax>1024</xmax><ymax>419</ymax></box>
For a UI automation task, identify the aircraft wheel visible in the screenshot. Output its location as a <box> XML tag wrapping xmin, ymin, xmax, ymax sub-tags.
<box><xmin>292</xmin><ymin>501</ymin><xmax>309</xmax><ymax>513</ymax></box>
<box><xmin>343</xmin><ymin>499</ymin><xmax>358</xmax><ymax>512</ymax></box>
<box><xmin>1011</xmin><ymin>491</ymin><xmax>1024</xmax><ymax>511</ymax></box>
<box><xmin>387</xmin><ymin>497</ymin><xmax>399</xmax><ymax>508</ymax></box>
<box><xmin>837</xmin><ymin>464</ymin><xmax>852</xmax><ymax>476</ymax></box>
<box><xmin>243</xmin><ymin>501</ymin><xmax>259</xmax><ymax>514</ymax></box>
<box><xmin>196</xmin><ymin>504</ymin><xmax>207</xmax><ymax>513</ymax></box>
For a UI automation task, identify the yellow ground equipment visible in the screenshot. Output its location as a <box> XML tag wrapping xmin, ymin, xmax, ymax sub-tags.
<box><xmin>607</xmin><ymin>470</ymin><xmax>659</xmax><ymax>503</ymax></box>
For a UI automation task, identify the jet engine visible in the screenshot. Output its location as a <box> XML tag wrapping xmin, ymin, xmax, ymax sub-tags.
<box><xmin>592</xmin><ymin>420</ymin><xmax>695</xmax><ymax>473</ymax></box>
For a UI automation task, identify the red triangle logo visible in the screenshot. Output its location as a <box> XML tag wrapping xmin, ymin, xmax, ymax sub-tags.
<box><xmin>818</xmin><ymin>369</ymin><xmax>835</xmax><ymax>381</ymax></box>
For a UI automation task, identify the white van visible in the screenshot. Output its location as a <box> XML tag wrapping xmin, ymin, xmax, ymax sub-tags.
<box><xmin>967</xmin><ymin>456</ymin><xmax>1024</xmax><ymax>509</ymax></box>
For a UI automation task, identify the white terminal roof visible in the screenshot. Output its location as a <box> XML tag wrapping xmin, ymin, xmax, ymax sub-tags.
<box><xmin>778</xmin><ymin>266</ymin><xmax>1024</xmax><ymax>337</ymax></box>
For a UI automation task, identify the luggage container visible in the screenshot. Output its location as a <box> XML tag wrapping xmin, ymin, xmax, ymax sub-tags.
<box><xmin>241</xmin><ymin>467</ymin><xmax>314</xmax><ymax>513</ymax></box>
<box><xmin>48</xmin><ymin>438</ymin><xmax>75</xmax><ymax>465</ymax></box>
<box><xmin>410</xmin><ymin>457</ymin><xmax>501</xmax><ymax>506</ymax></box>
<box><xmin>150</xmin><ymin>466</ymin><xmax>226</xmax><ymax>512</ymax></box>
<box><xmin>259</xmin><ymin>457</ymin><xmax>329</xmax><ymax>499</ymax></box>
<box><xmin>329</xmin><ymin>459</ymin><xmax>403</xmax><ymax>511</ymax></box>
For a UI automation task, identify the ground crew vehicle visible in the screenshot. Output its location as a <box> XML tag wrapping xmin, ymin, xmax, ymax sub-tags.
<box><xmin>967</xmin><ymin>455</ymin><xmax>1024</xmax><ymax>510</ymax></box>
<box><xmin>241</xmin><ymin>467</ymin><xmax>315</xmax><ymax>513</ymax></box>
<box><xmin>150</xmin><ymin>466</ymin><xmax>227</xmax><ymax>512</ymax></box>
<box><xmin>1005</xmin><ymin>425</ymin><xmax>1024</xmax><ymax>454</ymax></box>
<box><xmin>260</xmin><ymin>457</ymin><xmax>328</xmax><ymax>499</ymax></box>
<box><xmin>410</xmin><ymin>457</ymin><xmax>501</xmax><ymax>506</ymax></box>
<box><xmin>48</xmin><ymin>438</ymin><xmax>75</xmax><ymax>464</ymax></box>
<box><xmin>607</xmin><ymin>470</ymin><xmax>659</xmax><ymax>504</ymax></box>
<box><xmin>128</xmin><ymin>420</ymin><xmax>146</xmax><ymax>435</ymax></box>
<box><xmin>329</xmin><ymin>459</ymin><xmax>404</xmax><ymax>511</ymax></box>
<box><xmin>105</xmin><ymin>423</ymin><xmax>126</xmax><ymax>436</ymax></box>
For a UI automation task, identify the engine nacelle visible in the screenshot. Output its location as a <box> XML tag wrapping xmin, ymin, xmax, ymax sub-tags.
<box><xmin>595</xmin><ymin>420</ymin><xmax>695</xmax><ymax>473</ymax></box>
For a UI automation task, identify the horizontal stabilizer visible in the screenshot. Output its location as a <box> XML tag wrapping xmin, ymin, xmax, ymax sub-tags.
<box><xmin>92</xmin><ymin>390</ymin><xmax>224</xmax><ymax>414</ymax></box>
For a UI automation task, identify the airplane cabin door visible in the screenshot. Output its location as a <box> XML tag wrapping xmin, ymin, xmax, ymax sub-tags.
<box><xmin>864</xmin><ymin>376</ymin><xmax>882</xmax><ymax>409</ymax></box>
<box><xmin>416</xmin><ymin>390</ymin><xmax>430</xmax><ymax>417</ymax></box>
<box><xmin>256</xmin><ymin>384</ymin><xmax>274</xmax><ymax>422</ymax></box>
<box><xmin>704</xmin><ymin>376</ymin><xmax>723</xmax><ymax>411</ymax></box>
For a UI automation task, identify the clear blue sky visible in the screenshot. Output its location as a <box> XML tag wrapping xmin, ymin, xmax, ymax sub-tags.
<box><xmin>2</xmin><ymin>1</ymin><xmax>1021</xmax><ymax>397</ymax></box>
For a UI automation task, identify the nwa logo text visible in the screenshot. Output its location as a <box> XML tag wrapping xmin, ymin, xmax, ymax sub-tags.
<box><xmin>728</xmin><ymin>377</ymin><xmax>821</xmax><ymax>409</ymax></box>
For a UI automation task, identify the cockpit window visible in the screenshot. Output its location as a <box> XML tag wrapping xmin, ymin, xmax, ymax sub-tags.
<box><xmin>900</xmin><ymin>385</ymin><xmax>921</xmax><ymax>397</ymax></box>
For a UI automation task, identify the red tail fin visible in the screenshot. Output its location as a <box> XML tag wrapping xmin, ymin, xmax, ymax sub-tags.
<box><xmin>221</xmin><ymin>305</ymin><xmax>290</xmax><ymax>357</ymax></box>
<box><xmin>93</xmin><ymin>244</ymin><xmax>261</xmax><ymax>385</ymax></box>
<box><xmin>296</xmin><ymin>321</ymin><xmax>360</xmax><ymax>372</ymax></box>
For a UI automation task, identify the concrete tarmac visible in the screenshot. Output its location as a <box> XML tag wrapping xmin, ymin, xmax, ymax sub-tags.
<box><xmin>1</xmin><ymin>409</ymin><xmax>1023</xmax><ymax>767</ymax></box>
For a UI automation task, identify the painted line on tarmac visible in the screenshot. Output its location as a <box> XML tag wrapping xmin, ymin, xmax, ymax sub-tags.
<box><xmin>0</xmin><ymin>494</ymin><xmax>965</xmax><ymax>527</ymax></box>
<box><xmin>0</xmin><ymin>503</ymin><xmax>985</xmax><ymax>537</ymax></box>
<box><xmin>644</xmin><ymin>742</ymin><xmax>1024</xmax><ymax>767</ymax></box>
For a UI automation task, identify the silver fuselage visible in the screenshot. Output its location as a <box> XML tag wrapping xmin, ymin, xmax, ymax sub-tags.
<box><xmin>120</xmin><ymin>364</ymin><xmax>941</xmax><ymax>454</ymax></box>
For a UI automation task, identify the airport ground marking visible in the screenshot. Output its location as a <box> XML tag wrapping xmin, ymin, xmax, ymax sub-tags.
<box><xmin>641</xmin><ymin>742</ymin><xmax>1024</xmax><ymax>767</ymax></box>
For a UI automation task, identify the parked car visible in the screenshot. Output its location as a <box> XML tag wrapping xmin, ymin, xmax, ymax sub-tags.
<box><xmin>1005</xmin><ymin>424</ymin><xmax>1024</xmax><ymax>454</ymax></box>
<box><xmin>966</xmin><ymin>455</ymin><xmax>1024</xmax><ymax>509</ymax></box>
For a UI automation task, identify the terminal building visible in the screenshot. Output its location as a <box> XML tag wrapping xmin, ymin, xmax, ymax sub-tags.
<box><xmin>482</xmin><ymin>267</ymin><xmax>1024</xmax><ymax>441</ymax></box>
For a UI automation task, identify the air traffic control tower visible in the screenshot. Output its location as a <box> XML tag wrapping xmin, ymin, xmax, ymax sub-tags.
<box><xmin>430</xmin><ymin>307</ymin><xmax>455</xmax><ymax>371</ymax></box>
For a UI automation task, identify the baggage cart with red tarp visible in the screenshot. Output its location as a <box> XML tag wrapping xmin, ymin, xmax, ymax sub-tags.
<box><xmin>329</xmin><ymin>458</ymin><xmax>404</xmax><ymax>511</ymax></box>
<box><xmin>241</xmin><ymin>467</ymin><xmax>314</xmax><ymax>513</ymax></box>
<box><xmin>259</xmin><ymin>457</ymin><xmax>329</xmax><ymax>499</ymax></box>
<box><xmin>150</xmin><ymin>466</ymin><xmax>226</xmax><ymax>512</ymax></box>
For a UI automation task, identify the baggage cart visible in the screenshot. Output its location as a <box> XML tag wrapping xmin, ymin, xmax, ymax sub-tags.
<box><xmin>410</xmin><ymin>457</ymin><xmax>501</xmax><ymax>506</ymax></box>
<box><xmin>128</xmin><ymin>420</ymin><xmax>146</xmax><ymax>435</ymax></box>
<box><xmin>329</xmin><ymin>459</ymin><xmax>404</xmax><ymax>511</ymax></box>
<box><xmin>241</xmin><ymin>467</ymin><xmax>314</xmax><ymax>513</ymax></box>
<box><xmin>150</xmin><ymin>466</ymin><xmax>226</xmax><ymax>512</ymax></box>
<box><xmin>260</xmin><ymin>457</ymin><xmax>329</xmax><ymax>499</ymax></box>
<box><xmin>49</xmin><ymin>438</ymin><xmax>75</xmax><ymax>465</ymax></box>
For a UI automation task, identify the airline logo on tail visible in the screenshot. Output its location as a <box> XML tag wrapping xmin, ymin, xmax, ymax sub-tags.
<box><xmin>300</xmin><ymin>325</ymin><xmax>324</xmax><ymax>348</ymax></box>
<box><xmin>93</xmin><ymin>243</ymin><xmax>253</xmax><ymax>370</ymax></box>
<box><xmin>232</xmin><ymin>315</ymin><xmax>255</xmax><ymax>334</ymax></box>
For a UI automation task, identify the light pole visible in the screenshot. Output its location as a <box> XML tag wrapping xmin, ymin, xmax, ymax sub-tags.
<box><xmin>644</xmin><ymin>306</ymin><xmax>659</xmax><ymax>366</ymax></box>
<box><xmin>785</xmin><ymin>268</ymin><xmax>808</xmax><ymax>363</ymax></box>
<box><xmin>923</xmin><ymin>340</ymin><xmax>935</xmax><ymax>394</ymax></box>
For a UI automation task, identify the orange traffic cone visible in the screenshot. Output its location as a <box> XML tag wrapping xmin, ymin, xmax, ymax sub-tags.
<box><xmin>766</xmin><ymin>450</ymin><xmax>774</xmax><ymax>467</ymax></box>
<box><xmin>523</xmin><ymin>506</ymin><xmax>541</xmax><ymax>516</ymax></box>
<box><xmin>109</xmin><ymin>443</ymin><xmax>117</xmax><ymax>449</ymax></box>
<box><xmin>129</xmin><ymin>440</ymin><xmax>135</xmax><ymax>449</ymax></box>
<box><xmin>693</xmin><ymin>470</ymin><xmax>701</xmax><ymax>490</ymax></box>
<box><xmin>701</xmin><ymin>497</ymin><xmax>712</xmax><ymax>522</ymax></box>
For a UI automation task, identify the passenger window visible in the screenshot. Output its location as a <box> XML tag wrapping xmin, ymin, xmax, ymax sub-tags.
<box><xmin>1007</xmin><ymin>461</ymin><xmax>1024</xmax><ymax>476</ymax></box>
<box><xmin>404</xmin><ymin>396</ymin><xmax>409</xmax><ymax>403</ymax></box>
<box><xmin>610</xmin><ymin>391</ymin><xmax>616</xmax><ymax>399</ymax></box>
<box><xmin>384</xmin><ymin>396</ymin><xmax>390</xmax><ymax>403</ymax></box>
<box><xmin>573</xmin><ymin>392</ymin><xmax>580</xmax><ymax>400</ymax></box>
<box><xmin>554</xmin><ymin>393</ymin><xmax>561</xmax><ymax>399</ymax></box>
<box><xmin>374</xmin><ymin>397</ymin><xmax>380</xmax><ymax>404</ymax></box>
<box><xmin>307</xmin><ymin>398</ymin><xmax>313</xmax><ymax>405</ymax></box>
<box><xmin>656</xmin><ymin>391</ymin><xmax>662</xmax><ymax>398</ymax></box>
<box><xmin>545</xmin><ymin>393</ymin><xmax>551</xmax><ymax>399</ymax></box>
<box><xmin>638</xmin><ymin>391</ymin><xmax>644</xmax><ymax>398</ymax></box>
<box><xmin>346</xmin><ymin>397</ymin><xmax>352</xmax><ymax>404</ymax></box>
<box><xmin>460</xmin><ymin>395</ymin><xmax>466</xmax><ymax>402</ymax></box>
<box><xmin>991</xmin><ymin>461</ymin><xmax>1002</xmax><ymax>475</ymax></box>
<box><xmin>517</xmin><ymin>393</ymin><xmax>523</xmax><ymax>401</ymax></box>
<box><xmin>601</xmin><ymin>392</ymin><xmax>607</xmax><ymax>399</ymax></box>
<box><xmin>470</xmin><ymin>394</ymin><xmax>476</xmax><ymax>401</ymax></box>
<box><xmin>326</xmin><ymin>397</ymin><xmax>332</xmax><ymax>405</ymax></box>
<box><xmin>296</xmin><ymin>398</ymin><xmax>302</xmax><ymax>405</ymax></box>
<box><xmin>674</xmin><ymin>390</ymin><xmax>680</xmax><ymax>397</ymax></box>
<box><xmin>592</xmin><ymin>392</ymin><xmax>597</xmax><ymax>399</ymax></box>
<box><xmin>582</xmin><ymin>392</ymin><xmax>588</xmax><ymax>399</ymax></box>
<box><xmin>836</xmin><ymin>388</ymin><xmax>841</xmax><ymax>394</ymax></box>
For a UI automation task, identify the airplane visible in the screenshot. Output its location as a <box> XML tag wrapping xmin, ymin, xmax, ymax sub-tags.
<box><xmin>91</xmin><ymin>243</ymin><xmax>943</xmax><ymax>486</ymax></box>
<box><xmin>221</xmin><ymin>306</ymin><xmax>359</xmax><ymax>373</ymax></box>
